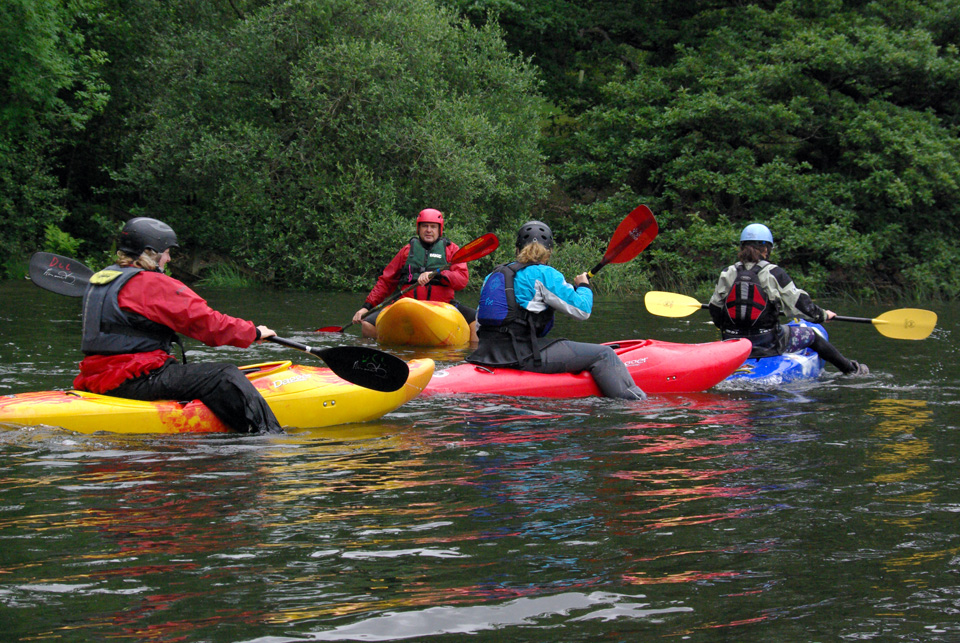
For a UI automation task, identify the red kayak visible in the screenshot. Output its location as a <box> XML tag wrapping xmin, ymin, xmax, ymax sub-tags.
<box><xmin>422</xmin><ymin>338</ymin><xmax>751</xmax><ymax>398</ymax></box>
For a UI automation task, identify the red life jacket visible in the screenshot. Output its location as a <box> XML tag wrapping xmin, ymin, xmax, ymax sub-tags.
<box><xmin>723</xmin><ymin>261</ymin><xmax>779</xmax><ymax>336</ymax></box>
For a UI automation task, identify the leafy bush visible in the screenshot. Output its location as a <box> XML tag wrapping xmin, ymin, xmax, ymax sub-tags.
<box><xmin>42</xmin><ymin>225</ymin><xmax>81</xmax><ymax>257</ymax></box>
<box><xmin>195</xmin><ymin>263</ymin><xmax>258</xmax><ymax>289</ymax></box>
<box><xmin>106</xmin><ymin>0</ymin><xmax>549</xmax><ymax>289</ymax></box>
<box><xmin>553</xmin><ymin>1</ymin><xmax>960</xmax><ymax>298</ymax></box>
<box><xmin>0</xmin><ymin>0</ymin><xmax>107</xmax><ymax>277</ymax></box>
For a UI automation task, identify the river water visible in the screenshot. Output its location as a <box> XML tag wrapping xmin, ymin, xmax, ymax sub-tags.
<box><xmin>1</xmin><ymin>279</ymin><xmax>958</xmax><ymax>642</ymax></box>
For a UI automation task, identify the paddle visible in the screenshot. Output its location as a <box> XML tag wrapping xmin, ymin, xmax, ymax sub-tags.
<box><xmin>265</xmin><ymin>337</ymin><xmax>409</xmax><ymax>391</ymax></box>
<box><xmin>28</xmin><ymin>252</ymin><xmax>411</xmax><ymax>390</ymax></box>
<box><xmin>644</xmin><ymin>291</ymin><xmax>938</xmax><ymax>340</ymax></box>
<box><xmin>586</xmin><ymin>204</ymin><xmax>659</xmax><ymax>278</ymax></box>
<box><xmin>317</xmin><ymin>232</ymin><xmax>500</xmax><ymax>333</ymax></box>
<box><xmin>29</xmin><ymin>251</ymin><xmax>94</xmax><ymax>297</ymax></box>
<box><xmin>831</xmin><ymin>310</ymin><xmax>938</xmax><ymax>340</ymax></box>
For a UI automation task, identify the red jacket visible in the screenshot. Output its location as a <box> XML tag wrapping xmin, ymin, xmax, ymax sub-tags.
<box><xmin>74</xmin><ymin>271</ymin><xmax>258</xmax><ymax>393</ymax></box>
<box><xmin>363</xmin><ymin>241</ymin><xmax>469</xmax><ymax>308</ymax></box>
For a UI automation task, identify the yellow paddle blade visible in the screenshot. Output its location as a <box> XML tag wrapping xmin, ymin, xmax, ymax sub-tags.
<box><xmin>644</xmin><ymin>291</ymin><xmax>705</xmax><ymax>318</ymax></box>
<box><xmin>872</xmin><ymin>308</ymin><xmax>937</xmax><ymax>340</ymax></box>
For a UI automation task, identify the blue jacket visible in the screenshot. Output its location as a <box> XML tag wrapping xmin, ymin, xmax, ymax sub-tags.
<box><xmin>511</xmin><ymin>263</ymin><xmax>593</xmax><ymax>320</ymax></box>
<box><xmin>467</xmin><ymin>263</ymin><xmax>593</xmax><ymax>368</ymax></box>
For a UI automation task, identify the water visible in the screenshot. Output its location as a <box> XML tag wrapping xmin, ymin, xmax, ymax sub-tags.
<box><xmin>1</xmin><ymin>279</ymin><xmax>958</xmax><ymax>642</ymax></box>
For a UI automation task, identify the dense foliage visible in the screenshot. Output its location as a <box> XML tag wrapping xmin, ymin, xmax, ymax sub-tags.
<box><xmin>448</xmin><ymin>0</ymin><xmax>960</xmax><ymax>298</ymax></box>
<box><xmin>3</xmin><ymin>0</ymin><xmax>959</xmax><ymax>298</ymax></box>
<box><xmin>0</xmin><ymin>0</ymin><xmax>108</xmax><ymax>276</ymax></box>
<box><xmin>2</xmin><ymin>0</ymin><xmax>548</xmax><ymax>288</ymax></box>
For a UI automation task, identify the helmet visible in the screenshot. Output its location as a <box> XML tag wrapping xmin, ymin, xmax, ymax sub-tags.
<box><xmin>416</xmin><ymin>208</ymin><xmax>444</xmax><ymax>235</ymax></box>
<box><xmin>118</xmin><ymin>217</ymin><xmax>179</xmax><ymax>256</ymax></box>
<box><xmin>740</xmin><ymin>223</ymin><xmax>774</xmax><ymax>246</ymax></box>
<box><xmin>515</xmin><ymin>220</ymin><xmax>554</xmax><ymax>251</ymax></box>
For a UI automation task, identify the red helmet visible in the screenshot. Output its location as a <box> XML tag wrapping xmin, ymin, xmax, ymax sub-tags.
<box><xmin>416</xmin><ymin>208</ymin><xmax>444</xmax><ymax>235</ymax></box>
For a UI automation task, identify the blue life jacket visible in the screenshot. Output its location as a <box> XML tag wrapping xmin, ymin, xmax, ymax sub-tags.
<box><xmin>470</xmin><ymin>262</ymin><xmax>555</xmax><ymax>367</ymax></box>
<box><xmin>81</xmin><ymin>265</ymin><xmax>178</xmax><ymax>356</ymax></box>
<box><xmin>477</xmin><ymin>263</ymin><xmax>519</xmax><ymax>328</ymax></box>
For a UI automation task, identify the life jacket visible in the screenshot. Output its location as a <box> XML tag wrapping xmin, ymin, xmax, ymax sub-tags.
<box><xmin>400</xmin><ymin>237</ymin><xmax>451</xmax><ymax>295</ymax></box>
<box><xmin>81</xmin><ymin>265</ymin><xmax>179</xmax><ymax>356</ymax></box>
<box><xmin>722</xmin><ymin>261</ymin><xmax>780</xmax><ymax>339</ymax></box>
<box><xmin>471</xmin><ymin>262</ymin><xmax>555</xmax><ymax>366</ymax></box>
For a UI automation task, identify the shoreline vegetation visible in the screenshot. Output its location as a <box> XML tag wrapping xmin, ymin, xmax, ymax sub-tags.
<box><xmin>4</xmin><ymin>0</ymin><xmax>959</xmax><ymax>301</ymax></box>
<box><xmin>16</xmin><ymin>230</ymin><xmax>938</xmax><ymax>305</ymax></box>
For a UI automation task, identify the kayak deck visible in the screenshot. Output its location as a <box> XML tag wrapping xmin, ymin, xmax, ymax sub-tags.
<box><xmin>723</xmin><ymin>320</ymin><xmax>827</xmax><ymax>386</ymax></box>
<box><xmin>376</xmin><ymin>299</ymin><xmax>470</xmax><ymax>347</ymax></box>
<box><xmin>0</xmin><ymin>358</ymin><xmax>435</xmax><ymax>434</ymax></box>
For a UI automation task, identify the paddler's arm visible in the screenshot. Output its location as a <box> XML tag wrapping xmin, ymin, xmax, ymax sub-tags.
<box><xmin>363</xmin><ymin>246</ymin><xmax>409</xmax><ymax>308</ymax></box>
<box><xmin>763</xmin><ymin>265</ymin><xmax>832</xmax><ymax>323</ymax></box>
<box><xmin>119</xmin><ymin>271</ymin><xmax>264</xmax><ymax>348</ymax></box>
<box><xmin>535</xmin><ymin>267</ymin><xmax>592</xmax><ymax>320</ymax></box>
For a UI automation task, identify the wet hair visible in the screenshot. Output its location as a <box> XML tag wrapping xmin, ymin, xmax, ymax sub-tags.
<box><xmin>517</xmin><ymin>241</ymin><xmax>552</xmax><ymax>264</ymax></box>
<box><xmin>738</xmin><ymin>241</ymin><xmax>770</xmax><ymax>264</ymax></box>
<box><xmin>116</xmin><ymin>248</ymin><xmax>161</xmax><ymax>271</ymax></box>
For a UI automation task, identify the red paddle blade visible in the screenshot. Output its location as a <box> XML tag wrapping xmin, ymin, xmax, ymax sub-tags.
<box><xmin>603</xmin><ymin>205</ymin><xmax>658</xmax><ymax>265</ymax></box>
<box><xmin>449</xmin><ymin>233</ymin><xmax>499</xmax><ymax>264</ymax></box>
<box><xmin>316</xmin><ymin>326</ymin><xmax>345</xmax><ymax>333</ymax></box>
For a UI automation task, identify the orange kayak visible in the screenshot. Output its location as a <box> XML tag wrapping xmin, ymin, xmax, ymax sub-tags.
<box><xmin>376</xmin><ymin>299</ymin><xmax>470</xmax><ymax>347</ymax></box>
<box><xmin>0</xmin><ymin>358</ymin><xmax>435</xmax><ymax>434</ymax></box>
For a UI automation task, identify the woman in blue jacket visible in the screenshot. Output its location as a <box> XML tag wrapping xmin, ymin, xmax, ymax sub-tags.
<box><xmin>467</xmin><ymin>221</ymin><xmax>646</xmax><ymax>400</ymax></box>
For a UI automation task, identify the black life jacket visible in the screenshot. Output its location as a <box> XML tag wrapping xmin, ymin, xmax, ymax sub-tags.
<box><xmin>722</xmin><ymin>261</ymin><xmax>780</xmax><ymax>338</ymax></box>
<box><xmin>400</xmin><ymin>237</ymin><xmax>451</xmax><ymax>288</ymax></box>
<box><xmin>468</xmin><ymin>262</ymin><xmax>555</xmax><ymax>367</ymax></box>
<box><xmin>81</xmin><ymin>265</ymin><xmax>179</xmax><ymax>356</ymax></box>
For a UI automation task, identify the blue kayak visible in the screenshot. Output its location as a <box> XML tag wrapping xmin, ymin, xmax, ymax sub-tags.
<box><xmin>724</xmin><ymin>320</ymin><xmax>826</xmax><ymax>386</ymax></box>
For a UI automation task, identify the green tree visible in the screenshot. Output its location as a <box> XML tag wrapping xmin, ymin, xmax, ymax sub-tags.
<box><xmin>0</xmin><ymin>0</ymin><xmax>108</xmax><ymax>275</ymax></box>
<box><xmin>462</xmin><ymin>0</ymin><xmax>960</xmax><ymax>298</ymax></box>
<box><xmin>103</xmin><ymin>0</ymin><xmax>548</xmax><ymax>289</ymax></box>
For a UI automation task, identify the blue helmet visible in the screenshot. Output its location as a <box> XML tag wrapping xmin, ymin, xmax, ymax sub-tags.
<box><xmin>740</xmin><ymin>223</ymin><xmax>774</xmax><ymax>246</ymax></box>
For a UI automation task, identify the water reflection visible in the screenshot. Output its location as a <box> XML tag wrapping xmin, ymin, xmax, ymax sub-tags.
<box><xmin>859</xmin><ymin>398</ymin><xmax>959</xmax><ymax>587</ymax></box>
<box><xmin>3</xmin><ymin>282</ymin><xmax>960</xmax><ymax>641</ymax></box>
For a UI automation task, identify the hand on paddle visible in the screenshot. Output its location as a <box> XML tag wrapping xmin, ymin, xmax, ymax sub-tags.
<box><xmin>351</xmin><ymin>308</ymin><xmax>369</xmax><ymax>324</ymax></box>
<box><xmin>256</xmin><ymin>325</ymin><xmax>277</xmax><ymax>341</ymax></box>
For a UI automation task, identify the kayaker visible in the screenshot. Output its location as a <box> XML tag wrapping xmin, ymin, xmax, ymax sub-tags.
<box><xmin>351</xmin><ymin>208</ymin><xmax>478</xmax><ymax>341</ymax></box>
<box><xmin>707</xmin><ymin>223</ymin><xmax>868</xmax><ymax>375</ymax></box>
<box><xmin>466</xmin><ymin>221</ymin><xmax>647</xmax><ymax>400</ymax></box>
<box><xmin>73</xmin><ymin>217</ymin><xmax>283</xmax><ymax>433</ymax></box>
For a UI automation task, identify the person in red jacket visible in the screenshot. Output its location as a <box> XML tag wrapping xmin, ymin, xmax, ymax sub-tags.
<box><xmin>351</xmin><ymin>208</ymin><xmax>477</xmax><ymax>341</ymax></box>
<box><xmin>73</xmin><ymin>217</ymin><xmax>282</xmax><ymax>433</ymax></box>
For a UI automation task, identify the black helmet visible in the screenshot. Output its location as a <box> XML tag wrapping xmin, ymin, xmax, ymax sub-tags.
<box><xmin>515</xmin><ymin>220</ymin><xmax>554</xmax><ymax>251</ymax></box>
<box><xmin>118</xmin><ymin>217</ymin><xmax>179</xmax><ymax>256</ymax></box>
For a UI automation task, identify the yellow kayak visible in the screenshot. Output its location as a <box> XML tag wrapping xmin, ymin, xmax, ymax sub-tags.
<box><xmin>376</xmin><ymin>299</ymin><xmax>470</xmax><ymax>347</ymax></box>
<box><xmin>0</xmin><ymin>358</ymin><xmax>434</xmax><ymax>434</ymax></box>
